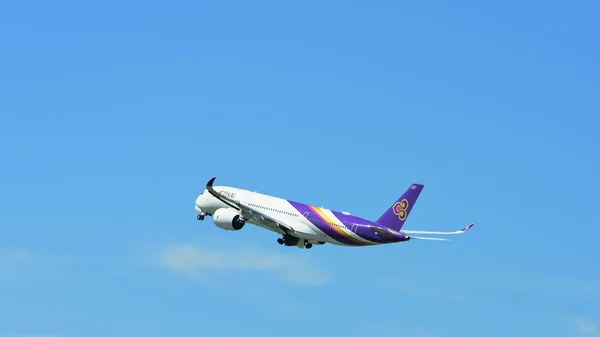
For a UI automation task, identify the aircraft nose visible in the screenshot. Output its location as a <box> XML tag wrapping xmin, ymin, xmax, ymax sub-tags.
<box><xmin>196</xmin><ymin>189</ymin><xmax>211</xmax><ymax>208</ymax></box>
<box><xmin>195</xmin><ymin>191</ymin><xmax>206</xmax><ymax>210</ymax></box>
<box><xmin>195</xmin><ymin>193</ymin><xmax>204</xmax><ymax>207</ymax></box>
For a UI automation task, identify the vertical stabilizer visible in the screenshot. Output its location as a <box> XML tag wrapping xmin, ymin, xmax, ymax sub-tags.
<box><xmin>375</xmin><ymin>184</ymin><xmax>424</xmax><ymax>231</ymax></box>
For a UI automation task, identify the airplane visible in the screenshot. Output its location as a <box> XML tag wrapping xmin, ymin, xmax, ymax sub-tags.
<box><xmin>194</xmin><ymin>176</ymin><xmax>474</xmax><ymax>249</ymax></box>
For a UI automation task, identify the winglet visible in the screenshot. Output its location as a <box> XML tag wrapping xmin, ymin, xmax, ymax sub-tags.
<box><xmin>207</xmin><ymin>176</ymin><xmax>216</xmax><ymax>188</ymax></box>
<box><xmin>205</xmin><ymin>176</ymin><xmax>240</xmax><ymax>211</ymax></box>
<box><xmin>461</xmin><ymin>223</ymin><xmax>475</xmax><ymax>232</ymax></box>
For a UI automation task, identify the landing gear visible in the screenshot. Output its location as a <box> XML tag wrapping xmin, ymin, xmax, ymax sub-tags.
<box><xmin>277</xmin><ymin>235</ymin><xmax>313</xmax><ymax>249</ymax></box>
<box><xmin>277</xmin><ymin>234</ymin><xmax>299</xmax><ymax>247</ymax></box>
<box><xmin>197</xmin><ymin>213</ymin><xmax>206</xmax><ymax>221</ymax></box>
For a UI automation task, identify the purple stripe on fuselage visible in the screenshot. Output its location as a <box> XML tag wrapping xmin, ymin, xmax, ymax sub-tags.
<box><xmin>334</xmin><ymin>211</ymin><xmax>410</xmax><ymax>244</ymax></box>
<box><xmin>329</xmin><ymin>210</ymin><xmax>409</xmax><ymax>244</ymax></box>
<box><xmin>286</xmin><ymin>200</ymin><xmax>363</xmax><ymax>245</ymax></box>
<box><xmin>286</xmin><ymin>200</ymin><xmax>410</xmax><ymax>246</ymax></box>
<box><xmin>329</xmin><ymin>210</ymin><xmax>383</xmax><ymax>243</ymax></box>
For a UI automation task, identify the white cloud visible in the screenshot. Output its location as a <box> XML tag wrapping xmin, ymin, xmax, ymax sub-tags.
<box><xmin>575</xmin><ymin>318</ymin><xmax>600</xmax><ymax>337</ymax></box>
<box><xmin>0</xmin><ymin>249</ymin><xmax>36</xmax><ymax>263</ymax></box>
<box><xmin>0</xmin><ymin>249</ymin><xmax>38</xmax><ymax>279</ymax></box>
<box><xmin>0</xmin><ymin>248</ymin><xmax>78</xmax><ymax>282</ymax></box>
<box><xmin>156</xmin><ymin>244</ymin><xmax>330</xmax><ymax>286</ymax></box>
<box><xmin>6</xmin><ymin>249</ymin><xmax>35</xmax><ymax>261</ymax></box>
<box><xmin>378</xmin><ymin>278</ymin><xmax>469</xmax><ymax>302</ymax></box>
<box><xmin>0</xmin><ymin>334</ymin><xmax>59</xmax><ymax>337</ymax></box>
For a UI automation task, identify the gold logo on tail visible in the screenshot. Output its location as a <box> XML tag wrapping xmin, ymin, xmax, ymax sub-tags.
<box><xmin>392</xmin><ymin>199</ymin><xmax>409</xmax><ymax>221</ymax></box>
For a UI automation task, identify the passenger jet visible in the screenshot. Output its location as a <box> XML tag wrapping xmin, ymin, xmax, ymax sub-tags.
<box><xmin>194</xmin><ymin>177</ymin><xmax>474</xmax><ymax>249</ymax></box>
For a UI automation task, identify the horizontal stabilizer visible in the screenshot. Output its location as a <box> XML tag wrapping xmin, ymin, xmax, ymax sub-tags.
<box><xmin>410</xmin><ymin>236</ymin><xmax>450</xmax><ymax>241</ymax></box>
<box><xmin>402</xmin><ymin>223</ymin><xmax>474</xmax><ymax>236</ymax></box>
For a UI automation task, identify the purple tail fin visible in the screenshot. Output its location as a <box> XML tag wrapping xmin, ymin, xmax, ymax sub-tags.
<box><xmin>376</xmin><ymin>183</ymin><xmax>424</xmax><ymax>231</ymax></box>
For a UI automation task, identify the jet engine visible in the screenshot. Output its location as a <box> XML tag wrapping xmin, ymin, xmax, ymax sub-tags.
<box><xmin>213</xmin><ymin>208</ymin><xmax>245</xmax><ymax>231</ymax></box>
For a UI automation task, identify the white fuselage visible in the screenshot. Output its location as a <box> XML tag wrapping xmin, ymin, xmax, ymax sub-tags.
<box><xmin>194</xmin><ymin>185</ymin><xmax>363</xmax><ymax>246</ymax></box>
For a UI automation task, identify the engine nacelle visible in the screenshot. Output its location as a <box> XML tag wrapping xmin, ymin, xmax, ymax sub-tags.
<box><xmin>213</xmin><ymin>208</ymin><xmax>245</xmax><ymax>231</ymax></box>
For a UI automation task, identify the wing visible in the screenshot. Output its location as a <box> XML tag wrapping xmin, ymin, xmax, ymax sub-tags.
<box><xmin>401</xmin><ymin>223</ymin><xmax>475</xmax><ymax>236</ymax></box>
<box><xmin>205</xmin><ymin>176</ymin><xmax>296</xmax><ymax>235</ymax></box>
<box><xmin>409</xmin><ymin>236</ymin><xmax>450</xmax><ymax>241</ymax></box>
<box><xmin>367</xmin><ymin>226</ymin><xmax>452</xmax><ymax>241</ymax></box>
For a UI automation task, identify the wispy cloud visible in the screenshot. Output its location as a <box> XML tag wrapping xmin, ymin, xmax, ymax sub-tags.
<box><xmin>574</xmin><ymin>318</ymin><xmax>600</xmax><ymax>337</ymax></box>
<box><xmin>377</xmin><ymin>277</ymin><xmax>470</xmax><ymax>302</ymax></box>
<box><xmin>0</xmin><ymin>249</ymin><xmax>36</xmax><ymax>262</ymax></box>
<box><xmin>156</xmin><ymin>244</ymin><xmax>331</xmax><ymax>286</ymax></box>
<box><xmin>0</xmin><ymin>334</ymin><xmax>59</xmax><ymax>337</ymax></box>
<box><xmin>0</xmin><ymin>248</ymin><xmax>78</xmax><ymax>282</ymax></box>
<box><xmin>0</xmin><ymin>249</ymin><xmax>38</xmax><ymax>278</ymax></box>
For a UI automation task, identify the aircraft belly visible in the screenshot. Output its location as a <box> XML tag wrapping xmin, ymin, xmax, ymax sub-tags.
<box><xmin>293</xmin><ymin>231</ymin><xmax>323</xmax><ymax>241</ymax></box>
<box><xmin>248</xmin><ymin>219</ymin><xmax>283</xmax><ymax>234</ymax></box>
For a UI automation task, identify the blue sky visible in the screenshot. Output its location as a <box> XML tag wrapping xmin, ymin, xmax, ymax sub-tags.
<box><xmin>1</xmin><ymin>0</ymin><xmax>599</xmax><ymax>336</ymax></box>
